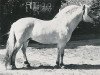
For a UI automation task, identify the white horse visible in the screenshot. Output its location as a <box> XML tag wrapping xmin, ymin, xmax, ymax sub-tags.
<box><xmin>5</xmin><ymin>4</ymin><xmax>94</xmax><ymax>69</ymax></box>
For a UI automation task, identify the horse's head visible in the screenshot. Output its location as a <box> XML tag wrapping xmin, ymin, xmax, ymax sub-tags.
<box><xmin>82</xmin><ymin>5</ymin><xmax>94</xmax><ymax>23</ymax></box>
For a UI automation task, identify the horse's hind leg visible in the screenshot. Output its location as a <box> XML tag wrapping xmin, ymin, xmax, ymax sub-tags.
<box><xmin>11</xmin><ymin>42</ymin><xmax>22</xmax><ymax>69</ymax></box>
<box><xmin>22</xmin><ymin>40</ymin><xmax>31</xmax><ymax>68</ymax></box>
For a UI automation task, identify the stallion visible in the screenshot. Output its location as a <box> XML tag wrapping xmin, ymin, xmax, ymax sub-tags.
<box><xmin>5</xmin><ymin>4</ymin><xmax>94</xmax><ymax>69</ymax></box>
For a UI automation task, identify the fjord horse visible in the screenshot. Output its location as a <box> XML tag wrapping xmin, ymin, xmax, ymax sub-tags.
<box><xmin>5</xmin><ymin>5</ymin><xmax>94</xmax><ymax>69</ymax></box>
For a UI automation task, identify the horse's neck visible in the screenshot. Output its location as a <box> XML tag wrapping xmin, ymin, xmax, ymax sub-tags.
<box><xmin>52</xmin><ymin>8</ymin><xmax>83</xmax><ymax>32</ymax></box>
<box><xmin>55</xmin><ymin>5</ymin><xmax>79</xmax><ymax>18</ymax></box>
<box><xmin>68</xmin><ymin>10</ymin><xmax>83</xmax><ymax>32</ymax></box>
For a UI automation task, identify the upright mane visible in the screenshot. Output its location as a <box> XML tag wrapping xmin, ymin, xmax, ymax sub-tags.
<box><xmin>55</xmin><ymin>5</ymin><xmax>80</xmax><ymax>18</ymax></box>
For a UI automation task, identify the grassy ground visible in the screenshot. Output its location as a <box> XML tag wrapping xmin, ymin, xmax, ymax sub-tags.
<box><xmin>0</xmin><ymin>39</ymin><xmax>100</xmax><ymax>75</ymax></box>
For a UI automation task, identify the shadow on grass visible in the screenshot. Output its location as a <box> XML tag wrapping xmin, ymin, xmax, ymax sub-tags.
<box><xmin>1</xmin><ymin>42</ymin><xmax>100</xmax><ymax>50</ymax></box>
<box><xmin>15</xmin><ymin>64</ymin><xmax>100</xmax><ymax>70</ymax></box>
<box><xmin>28</xmin><ymin>41</ymin><xmax>100</xmax><ymax>49</ymax></box>
<box><xmin>1</xmin><ymin>39</ymin><xmax>100</xmax><ymax>49</ymax></box>
<box><xmin>64</xmin><ymin>64</ymin><xmax>100</xmax><ymax>69</ymax></box>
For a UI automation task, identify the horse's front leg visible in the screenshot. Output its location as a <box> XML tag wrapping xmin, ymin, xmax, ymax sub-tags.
<box><xmin>60</xmin><ymin>47</ymin><xmax>65</xmax><ymax>66</ymax></box>
<box><xmin>56</xmin><ymin>42</ymin><xmax>66</xmax><ymax>67</ymax></box>
<box><xmin>11</xmin><ymin>42</ymin><xmax>22</xmax><ymax>69</ymax></box>
<box><xmin>56</xmin><ymin>46</ymin><xmax>60</xmax><ymax>67</ymax></box>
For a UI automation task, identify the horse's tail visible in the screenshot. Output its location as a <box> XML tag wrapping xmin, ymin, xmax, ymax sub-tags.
<box><xmin>5</xmin><ymin>25</ymin><xmax>16</xmax><ymax>67</ymax></box>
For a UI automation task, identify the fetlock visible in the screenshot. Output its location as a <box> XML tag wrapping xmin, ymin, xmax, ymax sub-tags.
<box><xmin>24</xmin><ymin>61</ymin><xmax>31</xmax><ymax>68</ymax></box>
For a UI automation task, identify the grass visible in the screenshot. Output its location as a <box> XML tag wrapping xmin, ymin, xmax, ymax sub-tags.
<box><xmin>0</xmin><ymin>39</ymin><xmax>100</xmax><ymax>75</ymax></box>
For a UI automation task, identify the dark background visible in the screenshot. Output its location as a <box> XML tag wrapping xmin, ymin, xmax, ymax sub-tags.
<box><xmin>0</xmin><ymin>0</ymin><xmax>100</xmax><ymax>45</ymax></box>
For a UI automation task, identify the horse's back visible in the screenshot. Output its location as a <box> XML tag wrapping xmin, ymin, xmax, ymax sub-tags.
<box><xmin>11</xmin><ymin>17</ymin><xmax>36</xmax><ymax>42</ymax></box>
<box><xmin>11</xmin><ymin>17</ymin><xmax>36</xmax><ymax>31</ymax></box>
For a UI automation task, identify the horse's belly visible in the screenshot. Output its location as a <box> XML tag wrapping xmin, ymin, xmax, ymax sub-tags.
<box><xmin>31</xmin><ymin>32</ymin><xmax>58</xmax><ymax>44</ymax></box>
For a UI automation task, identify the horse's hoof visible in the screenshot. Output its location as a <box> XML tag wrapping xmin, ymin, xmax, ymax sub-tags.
<box><xmin>56</xmin><ymin>61</ymin><xmax>60</xmax><ymax>66</ymax></box>
<box><xmin>60</xmin><ymin>63</ymin><xmax>64</xmax><ymax>66</ymax></box>
<box><xmin>60</xmin><ymin>63</ymin><xmax>65</xmax><ymax>69</ymax></box>
<box><xmin>12</xmin><ymin>66</ymin><xmax>17</xmax><ymax>70</ymax></box>
<box><xmin>55</xmin><ymin>64</ymin><xmax>61</xmax><ymax>69</ymax></box>
<box><xmin>6</xmin><ymin>65</ymin><xmax>16</xmax><ymax>70</ymax></box>
<box><xmin>61</xmin><ymin>65</ymin><xmax>65</xmax><ymax>69</ymax></box>
<box><xmin>23</xmin><ymin>63</ymin><xmax>31</xmax><ymax>68</ymax></box>
<box><xmin>6</xmin><ymin>65</ymin><xmax>12</xmax><ymax>70</ymax></box>
<box><xmin>27</xmin><ymin>64</ymin><xmax>31</xmax><ymax>68</ymax></box>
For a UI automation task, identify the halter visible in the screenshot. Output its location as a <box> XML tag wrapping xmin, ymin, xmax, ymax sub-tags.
<box><xmin>83</xmin><ymin>5</ymin><xmax>85</xmax><ymax>15</ymax></box>
<box><xmin>82</xmin><ymin>5</ymin><xmax>86</xmax><ymax>21</ymax></box>
<box><xmin>82</xmin><ymin>5</ymin><xmax>95</xmax><ymax>24</ymax></box>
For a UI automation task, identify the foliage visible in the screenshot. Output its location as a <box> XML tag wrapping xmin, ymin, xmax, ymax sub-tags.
<box><xmin>0</xmin><ymin>0</ymin><xmax>100</xmax><ymax>44</ymax></box>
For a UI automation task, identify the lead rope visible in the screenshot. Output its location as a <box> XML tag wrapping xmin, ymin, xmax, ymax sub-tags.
<box><xmin>82</xmin><ymin>5</ymin><xmax>85</xmax><ymax>20</ymax></box>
